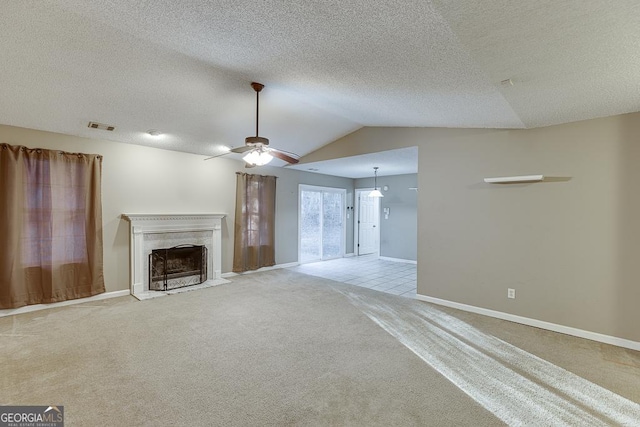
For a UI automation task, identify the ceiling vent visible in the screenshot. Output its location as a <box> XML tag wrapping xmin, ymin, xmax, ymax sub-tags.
<box><xmin>88</xmin><ymin>121</ymin><xmax>115</xmax><ymax>131</ymax></box>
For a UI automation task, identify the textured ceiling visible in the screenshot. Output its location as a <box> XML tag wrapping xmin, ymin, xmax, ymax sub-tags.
<box><xmin>1</xmin><ymin>1</ymin><xmax>639</xmax><ymax>173</ymax></box>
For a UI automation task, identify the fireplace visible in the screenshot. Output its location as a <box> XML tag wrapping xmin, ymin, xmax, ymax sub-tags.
<box><xmin>149</xmin><ymin>245</ymin><xmax>207</xmax><ymax>291</ymax></box>
<box><xmin>122</xmin><ymin>214</ymin><xmax>227</xmax><ymax>299</ymax></box>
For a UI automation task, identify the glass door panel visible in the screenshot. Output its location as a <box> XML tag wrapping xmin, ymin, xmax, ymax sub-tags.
<box><xmin>322</xmin><ymin>191</ymin><xmax>343</xmax><ymax>259</ymax></box>
<box><xmin>300</xmin><ymin>190</ymin><xmax>322</xmax><ymax>262</ymax></box>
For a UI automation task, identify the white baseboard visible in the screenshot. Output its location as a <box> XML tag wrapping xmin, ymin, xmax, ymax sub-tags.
<box><xmin>221</xmin><ymin>261</ymin><xmax>300</xmax><ymax>278</ymax></box>
<box><xmin>415</xmin><ymin>294</ymin><xmax>640</xmax><ymax>352</ymax></box>
<box><xmin>379</xmin><ymin>256</ymin><xmax>417</xmax><ymax>264</ymax></box>
<box><xmin>0</xmin><ymin>290</ymin><xmax>131</xmax><ymax>318</ymax></box>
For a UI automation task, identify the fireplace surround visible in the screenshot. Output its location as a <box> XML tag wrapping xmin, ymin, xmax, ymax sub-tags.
<box><xmin>122</xmin><ymin>214</ymin><xmax>226</xmax><ymax>299</ymax></box>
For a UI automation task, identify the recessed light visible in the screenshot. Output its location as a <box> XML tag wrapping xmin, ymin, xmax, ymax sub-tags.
<box><xmin>308</xmin><ymin>168</ymin><xmax>319</xmax><ymax>171</ymax></box>
<box><xmin>147</xmin><ymin>129</ymin><xmax>162</xmax><ymax>137</ymax></box>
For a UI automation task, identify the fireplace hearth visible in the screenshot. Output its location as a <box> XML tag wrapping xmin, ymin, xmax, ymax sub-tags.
<box><xmin>149</xmin><ymin>245</ymin><xmax>207</xmax><ymax>291</ymax></box>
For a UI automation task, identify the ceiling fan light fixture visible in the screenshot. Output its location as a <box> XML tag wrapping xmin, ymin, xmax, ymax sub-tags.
<box><xmin>243</xmin><ymin>149</ymin><xmax>273</xmax><ymax>166</ymax></box>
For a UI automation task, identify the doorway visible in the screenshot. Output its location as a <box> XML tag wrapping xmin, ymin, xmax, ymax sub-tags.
<box><xmin>299</xmin><ymin>185</ymin><xmax>346</xmax><ymax>263</ymax></box>
<box><xmin>354</xmin><ymin>189</ymin><xmax>380</xmax><ymax>256</ymax></box>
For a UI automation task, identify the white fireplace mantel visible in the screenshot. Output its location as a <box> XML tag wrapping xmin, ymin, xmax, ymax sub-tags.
<box><xmin>122</xmin><ymin>213</ymin><xmax>226</xmax><ymax>298</ymax></box>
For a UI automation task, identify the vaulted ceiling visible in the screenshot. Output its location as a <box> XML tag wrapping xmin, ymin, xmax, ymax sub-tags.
<box><xmin>1</xmin><ymin>1</ymin><xmax>638</xmax><ymax>169</ymax></box>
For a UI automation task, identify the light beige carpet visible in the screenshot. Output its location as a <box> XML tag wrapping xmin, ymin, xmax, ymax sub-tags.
<box><xmin>1</xmin><ymin>269</ymin><xmax>639</xmax><ymax>426</ymax></box>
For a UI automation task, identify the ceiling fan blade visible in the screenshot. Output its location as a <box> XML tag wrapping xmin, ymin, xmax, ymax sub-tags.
<box><xmin>230</xmin><ymin>146</ymin><xmax>254</xmax><ymax>154</ymax></box>
<box><xmin>269</xmin><ymin>149</ymin><xmax>300</xmax><ymax>164</ymax></box>
<box><xmin>244</xmin><ymin>162</ymin><xmax>256</xmax><ymax>169</ymax></box>
<box><xmin>203</xmin><ymin>152</ymin><xmax>231</xmax><ymax>161</ymax></box>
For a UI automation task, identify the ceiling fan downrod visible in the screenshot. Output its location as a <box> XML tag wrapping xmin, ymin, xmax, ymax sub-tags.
<box><xmin>251</xmin><ymin>82</ymin><xmax>263</xmax><ymax>138</ymax></box>
<box><xmin>246</xmin><ymin>82</ymin><xmax>268</xmax><ymax>146</ymax></box>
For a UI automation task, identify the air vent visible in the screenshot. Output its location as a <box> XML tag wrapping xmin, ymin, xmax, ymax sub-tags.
<box><xmin>88</xmin><ymin>121</ymin><xmax>115</xmax><ymax>131</ymax></box>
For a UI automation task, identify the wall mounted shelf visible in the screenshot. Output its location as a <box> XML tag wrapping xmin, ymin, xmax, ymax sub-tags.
<box><xmin>484</xmin><ymin>175</ymin><xmax>544</xmax><ymax>184</ymax></box>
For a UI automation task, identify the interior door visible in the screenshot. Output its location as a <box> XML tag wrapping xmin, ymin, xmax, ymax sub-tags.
<box><xmin>356</xmin><ymin>190</ymin><xmax>379</xmax><ymax>255</ymax></box>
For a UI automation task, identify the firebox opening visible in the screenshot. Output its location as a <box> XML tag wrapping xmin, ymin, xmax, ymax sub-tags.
<box><xmin>149</xmin><ymin>245</ymin><xmax>207</xmax><ymax>291</ymax></box>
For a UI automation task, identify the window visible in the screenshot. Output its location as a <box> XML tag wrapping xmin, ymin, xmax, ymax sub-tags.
<box><xmin>22</xmin><ymin>158</ymin><xmax>88</xmax><ymax>266</ymax></box>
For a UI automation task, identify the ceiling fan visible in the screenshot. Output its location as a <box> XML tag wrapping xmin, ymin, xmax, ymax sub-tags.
<box><xmin>205</xmin><ymin>82</ymin><xmax>300</xmax><ymax>167</ymax></box>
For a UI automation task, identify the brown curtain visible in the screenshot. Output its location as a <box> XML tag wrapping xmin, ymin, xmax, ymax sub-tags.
<box><xmin>0</xmin><ymin>143</ymin><xmax>105</xmax><ymax>308</ymax></box>
<box><xmin>233</xmin><ymin>172</ymin><xmax>277</xmax><ymax>272</ymax></box>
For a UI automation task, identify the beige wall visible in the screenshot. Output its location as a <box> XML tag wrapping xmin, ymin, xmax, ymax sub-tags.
<box><xmin>302</xmin><ymin>112</ymin><xmax>640</xmax><ymax>342</ymax></box>
<box><xmin>0</xmin><ymin>124</ymin><xmax>354</xmax><ymax>294</ymax></box>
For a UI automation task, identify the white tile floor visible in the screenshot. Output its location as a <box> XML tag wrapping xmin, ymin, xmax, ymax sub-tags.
<box><xmin>289</xmin><ymin>255</ymin><xmax>417</xmax><ymax>297</ymax></box>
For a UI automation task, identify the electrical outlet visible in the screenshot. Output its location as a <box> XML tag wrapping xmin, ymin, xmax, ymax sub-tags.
<box><xmin>507</xmin><ymin>288</ymin><xmax>516</xmax><ymax>299</ymax></box>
